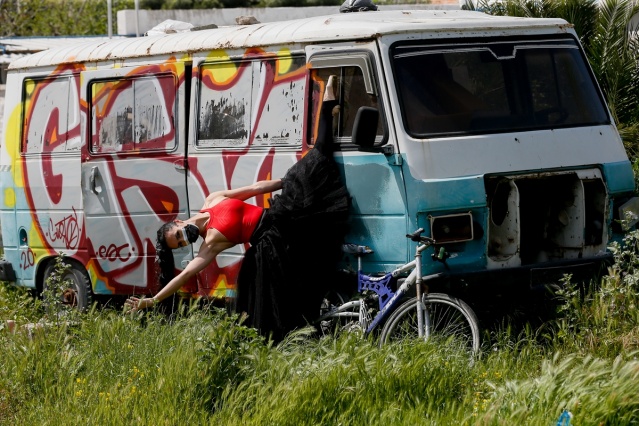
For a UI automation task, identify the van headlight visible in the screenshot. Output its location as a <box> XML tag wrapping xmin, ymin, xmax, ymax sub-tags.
<box><xmin>429</xmin><ymin>212</ymin><xmax>474</xmax><ymax>243</ymax></box>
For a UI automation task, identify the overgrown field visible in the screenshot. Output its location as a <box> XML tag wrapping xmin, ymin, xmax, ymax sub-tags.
<box><xmin>4</xmin><ymin>233</ymin><xmax>639</xmax><ymax>425</ymax></box>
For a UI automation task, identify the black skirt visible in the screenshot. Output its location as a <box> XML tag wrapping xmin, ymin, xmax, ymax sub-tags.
<box><xmin>236</xmin><ymin>111</ymin><xmax>350</xmax><ymax>341</ymax></box>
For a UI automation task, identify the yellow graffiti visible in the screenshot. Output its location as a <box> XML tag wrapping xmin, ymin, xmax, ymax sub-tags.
<box><xmin>209</xmin><ymin>273</ymin><xmax>230</xmax><ymax>298</ymax></box>
<box><xmin>87</xmin><ymin>260</ymin><xmax>115</xmax><ymax>292</ymax></box>
<box><xmin>206</xmin><ymin>49</ymin><xmax>231</xmax><ymax>62</ymax></box>
<box><xmin>3</xmin><ymin>188</ymin><xmax>15</xmax><ymax>208</ymax></box>
<box><xmin>6</xmin><ymin>106</ymin><xmax>24</xmax><ymax>188</ymax></box>
<box><xmin>30</xmin><ymin>247</ymin><xmax>49</xmax><ymax>268</ymax></box>
<box><xmin>202</xmin><ymin>50</ymin><xmax>238</xmax><ymax>85</ymax></box>
<box><xmin>205</xmin><ymin>63</ymin><xmax>238</xmax><ymax>85</ymax></box>
<box><xmin>24</xmin><ymin>80</ymin><xmax>36</xmax><ymax>96</ymax></box>
<box><xmin>277</xmin><ymin>48</ymin><xmax>293</xmax><ymax>74</ymax></box>
<box><xmin>28</xmin><ymin>226</ymin><xmax>48</xmax><ymax>255</ymax></box>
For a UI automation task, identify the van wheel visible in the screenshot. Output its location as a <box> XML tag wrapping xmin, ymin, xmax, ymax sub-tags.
<box><xmin>42</xmin><ymin>260</ymin><xmax>92</xmax><ymax>312</ymax></box>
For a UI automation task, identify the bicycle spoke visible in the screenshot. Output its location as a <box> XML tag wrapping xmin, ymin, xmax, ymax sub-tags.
<box><xmin>425</xmin><ymin>301</ymin><xmax>474</xmax><ymax>349</ymax></box>
<box><xmin>380</xmin><ymin>293</ymin><xmax>480</xmax><ymax>354</ymax></box>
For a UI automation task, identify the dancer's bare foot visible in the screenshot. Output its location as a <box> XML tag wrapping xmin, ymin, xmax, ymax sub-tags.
<box><xmin>324</xmin><ymin>75</ymin><xmax>337</xmax><ymax>101</ymax></box>
<box><xmin>324</xmin><ymin>75</ymin><xmax>341</xmax><ymax>116</ymax></box>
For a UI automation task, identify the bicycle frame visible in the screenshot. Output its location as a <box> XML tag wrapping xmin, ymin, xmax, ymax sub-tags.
<box><xmin>318</xmin><ymin>235</ymin><xmax>443</xmax><ymax>336</ymax></box>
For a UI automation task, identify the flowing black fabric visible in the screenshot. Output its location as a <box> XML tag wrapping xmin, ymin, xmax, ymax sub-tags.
<box><xmin>236</xmin><ymin>101</ymin><xmax>350</xmax><ymax>341</ymax></box>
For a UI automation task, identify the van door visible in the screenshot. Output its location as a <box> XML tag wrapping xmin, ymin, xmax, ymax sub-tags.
<box><xmin>80</xmin><ymin>63</ymin><xmax>190</xmax><ymax>295</ymax></box>
<box><xmin>306</xmin><ymin>45</ymin><xmax>409</xmax><ymax>271</ymax></box>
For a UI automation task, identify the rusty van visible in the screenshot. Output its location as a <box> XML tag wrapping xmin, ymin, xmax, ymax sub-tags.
<box><xmin>0</xmin><ymin>10</ymin><xmax>636</xmax><ymax>311</ymax></box>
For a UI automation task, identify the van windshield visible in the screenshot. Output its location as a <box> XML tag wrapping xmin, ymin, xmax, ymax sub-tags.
<box><xmin>392</xmin><ymin>38</ymin><xmax>609</xmax><ymax>137</ymax></box>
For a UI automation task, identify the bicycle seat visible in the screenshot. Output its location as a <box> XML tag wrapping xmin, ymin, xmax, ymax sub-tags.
<box><xmin>406</xmin><ymin>228</ymin><xmax>436</xmax><ymax>244</ymax></box>
<box><xmin>342</xmin><ymin>243</ymin><xmax>374</xmax><ymax>255</ymax></box>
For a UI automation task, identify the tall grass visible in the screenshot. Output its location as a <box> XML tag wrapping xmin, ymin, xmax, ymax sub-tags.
<box><xmin>4</xmin><ymin>233</ymin><xmax>639</xmax><ymax>424</ymax></box>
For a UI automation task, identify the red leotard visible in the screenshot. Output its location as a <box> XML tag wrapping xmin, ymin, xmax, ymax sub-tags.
<box><xmin>201</xmin><ymin>198</ymin><xmax>264</xmax><ymax>244</ymax></box>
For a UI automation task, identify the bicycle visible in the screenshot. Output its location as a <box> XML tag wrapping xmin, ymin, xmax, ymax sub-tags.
<box><xmin>317</xmin><ymin>228</ymin><xmax>480</xmax><ymax>354</ymax></box>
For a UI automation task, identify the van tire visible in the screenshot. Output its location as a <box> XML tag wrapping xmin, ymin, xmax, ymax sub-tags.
<box><xmin>42</xmin><ymin>260</ymin><xmax>92</xmax><ymax>312</ymax></box>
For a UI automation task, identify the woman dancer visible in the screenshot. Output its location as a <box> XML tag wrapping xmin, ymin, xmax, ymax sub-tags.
<box><xmin>126</xmin><ymin>77</ymin><xmax>349</xmax><ymax>341</ymax></box>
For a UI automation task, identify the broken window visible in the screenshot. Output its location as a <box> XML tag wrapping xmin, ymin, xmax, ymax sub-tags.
<box><xmin>197</xmin><ymin>56</ymin><xmax>306</xmax><ymax>149</ymax></box>
<box><xmin>90</xmin><ymin>74</ymin><xmax>176</xmax><ymax>153</ymax></box>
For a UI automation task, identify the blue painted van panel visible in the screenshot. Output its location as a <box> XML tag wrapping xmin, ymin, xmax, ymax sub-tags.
<box><xmin>335</xmin><ymin>154</ymin><xmax>408</xmax><ymax>268</ymax></box>
<box><xmin>602</xmin><ymin>161</ymin><xmax>635</xmax><ymax>194</ymax></box>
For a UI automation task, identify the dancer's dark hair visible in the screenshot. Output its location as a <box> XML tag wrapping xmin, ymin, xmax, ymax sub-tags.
<box><xmin>155</xmin><ymin>221</ymin><xmax>177</xmax><ymax>286</ymax></box>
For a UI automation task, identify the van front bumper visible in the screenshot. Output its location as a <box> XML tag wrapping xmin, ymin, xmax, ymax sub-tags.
<box><xmin>0</xmin><ymin>259</ymin><xmax>16</xmax><ymax>282</ymax></box>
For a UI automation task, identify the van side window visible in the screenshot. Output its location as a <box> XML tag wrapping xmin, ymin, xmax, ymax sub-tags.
<box><xmin>198</xmin><ymin>61</ymin><xmax>251</xmax><ymax>147</ymax></box>
<box><xmin>309</xmin><ymin>67</ymin><xmax>383</xmax><ymax>146</ymax></box>
<box><xmin>90</xmin><ymin>74</ymin><xmax>176</xmax><ymax>153</ymax></box>
<box><xmin>22</xmin><ymin>76</ymin><xmax>79</xmax><ymax>154</ymax></box>
<box><xmin>197</xmin><ymin>56</ymin><xmax>306</xmax><ymax>149</ymax></box>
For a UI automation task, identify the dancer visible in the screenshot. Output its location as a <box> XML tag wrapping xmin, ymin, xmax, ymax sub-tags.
<box><xmin>126</xmin><ymin>76</ymin><xmax>349</xmax><ymax>341</ymax></box>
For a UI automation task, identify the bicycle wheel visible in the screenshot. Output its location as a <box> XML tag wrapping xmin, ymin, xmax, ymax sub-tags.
<box><xmin>379</xmin><ymin>293</ymin><xmax>480</xmax><ymax>354</ymax></box>
<box><xmin>318</xmin><ymin>290</ymin><xmax>358</xmax><ymax>335</ymax></box>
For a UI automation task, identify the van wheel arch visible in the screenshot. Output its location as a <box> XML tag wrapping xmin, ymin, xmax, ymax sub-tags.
<box><xmin>39</xmin><ymin>256</ymin><xmax>93</xmax><ymax>312</ymax></box>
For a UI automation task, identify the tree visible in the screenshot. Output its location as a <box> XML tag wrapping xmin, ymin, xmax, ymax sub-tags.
<box><xmin>0</xmin><ymin>0</ymin><xmax>134</xmax><ymax>37</ymax></box>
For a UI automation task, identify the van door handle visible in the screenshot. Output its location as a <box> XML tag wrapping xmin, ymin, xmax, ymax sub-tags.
<box><xmin>90</xmin><ymin>166</ymin><xmax>101</xmax><ymax>194</ymax></box>
<box><xmin>174</xmin><ymin>159</ymin><xmax>187</xmax><ymax>171</ymax></box>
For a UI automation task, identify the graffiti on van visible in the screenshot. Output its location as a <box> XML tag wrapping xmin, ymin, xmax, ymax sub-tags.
<box><xmin>46</xmin><ymin>207</ymin><xmax>80</xmax><ymax>250</ymax></box>
<box><xmin>97</xmin><ymin>243</ymin><xmax>132</xmax><ymax>262</ymax></box>
<box><xmin>4</xmin><ymin>50</ymin><xmax>307</xmax><ymax>298</ymax></box>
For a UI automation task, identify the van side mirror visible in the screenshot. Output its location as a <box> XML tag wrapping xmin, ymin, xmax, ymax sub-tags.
<box><xmin>352</xmin><ymin>106</ymin><xmax>379</xmax><ymax>149</ymax></box>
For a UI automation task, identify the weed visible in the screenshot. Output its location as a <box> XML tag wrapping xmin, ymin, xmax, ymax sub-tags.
<box><xmin>3</xmin><ymin>234</ymin><xmax>639</xmax><ymax>424</ymax></box>
<box><xmin>41</xmin><ymin>254</ymin><xmax>75</xmax><ymax>322</ymax></box>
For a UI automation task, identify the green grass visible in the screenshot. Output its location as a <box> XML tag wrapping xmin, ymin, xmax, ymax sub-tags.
<box><xmin>4</xmin><ymin>233</ymin><xmax>639</xmax><ymax>424</ymax></box>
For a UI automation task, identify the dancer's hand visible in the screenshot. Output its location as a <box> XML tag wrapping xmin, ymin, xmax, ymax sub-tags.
<box><xmin>124</xmin><ymin>296</ymin><xmax>156</xmax><ymax>313</ymax></box>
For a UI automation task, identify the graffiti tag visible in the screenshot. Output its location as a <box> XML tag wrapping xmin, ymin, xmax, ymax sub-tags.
<box><xmin>20</xmin><ymin>248</ymin><xmax>35</xmax><ymax>270</ymax></box>
<box><xmin>47</xmin><ymin>207</ymin><xmax>80</xmax><ymax>250</ymax></box>
<box><xmin>98</xmin><ymin>243</ymin><xmax>132</xmax><ymax>262</ymax></box>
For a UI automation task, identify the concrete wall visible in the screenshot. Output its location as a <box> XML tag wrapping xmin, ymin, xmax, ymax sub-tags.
<box><xmin>117</xmin><ymin>4</ymin><xmax>459</xmax><ymax>36</ymax></box>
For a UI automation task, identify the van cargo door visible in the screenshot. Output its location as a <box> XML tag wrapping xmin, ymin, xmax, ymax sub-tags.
<box><xmin>80</xmin><ymin>63</ymin><xmax>190</xmax><ymax>295</ymax></box>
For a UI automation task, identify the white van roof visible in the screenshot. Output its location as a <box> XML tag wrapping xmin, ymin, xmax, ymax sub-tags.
<box><xmin>9</xmin><ymin>10</ymin><xmax>570</xmax><ymax>70</ymax></box>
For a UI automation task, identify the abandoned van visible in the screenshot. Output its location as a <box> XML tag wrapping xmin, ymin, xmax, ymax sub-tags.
<box><xmin>0</xmin><ymin>10</ymin><xmax>635</xmax><ymax>311</ymax></box>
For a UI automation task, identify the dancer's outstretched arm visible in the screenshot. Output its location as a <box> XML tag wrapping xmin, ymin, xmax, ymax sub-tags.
<box><xmin>203</xmin><ymin>179</ymin><xmax>283</xmax><ymax>208</ymax></box>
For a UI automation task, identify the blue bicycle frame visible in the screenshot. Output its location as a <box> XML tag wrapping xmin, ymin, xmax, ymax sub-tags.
<box><xmin>318</xmin><ymin>230</ymin><xmax>443</xmax><ymax>335</ymax></box>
